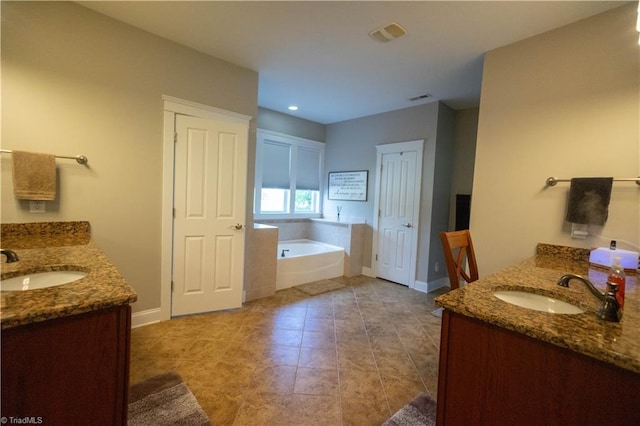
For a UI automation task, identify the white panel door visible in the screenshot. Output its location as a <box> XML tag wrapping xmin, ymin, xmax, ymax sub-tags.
<box><xmin>172</xmin><ymin>114</ymin><xmax>247</xmax><ymax>316</ymax></box>
<box><xmin>376</xmin><ymin>151</ymin><xmax>417</xmax><ymax>285</ymax></box>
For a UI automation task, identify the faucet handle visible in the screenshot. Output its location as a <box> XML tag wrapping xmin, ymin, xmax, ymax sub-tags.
<box><xmin>597</xmin><ymin>282</ymin><xmax>621</xmax><ymax>322</ymax></box>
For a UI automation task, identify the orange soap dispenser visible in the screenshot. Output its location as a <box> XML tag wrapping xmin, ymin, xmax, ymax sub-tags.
<box><xmin>607</xmin><ymin>256</ymin><xmax>626</xmax><ymax>309</ymax></box>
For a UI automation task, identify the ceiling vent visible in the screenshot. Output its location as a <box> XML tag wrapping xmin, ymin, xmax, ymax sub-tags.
<box><xmin>369</xmin><ymin>22</ymin><xmax>407</xmax><ymax>43</ymax></box>
<box><xmin>409</xmin><ymin>93</ymin><xmax>432</xmax><ymax>102</ymax></box>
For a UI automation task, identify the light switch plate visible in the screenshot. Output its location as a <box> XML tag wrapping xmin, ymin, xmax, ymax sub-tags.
<box><xmin>29</xmin><ymin>201</ymin><xmax>45</xmax><ymax>213</ymax></box>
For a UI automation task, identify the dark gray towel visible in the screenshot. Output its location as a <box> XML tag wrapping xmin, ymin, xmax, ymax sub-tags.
<box><xmin>566</xmin><ymin>177</ymin><xmax>613</xmax><ymax>225</ymax></box>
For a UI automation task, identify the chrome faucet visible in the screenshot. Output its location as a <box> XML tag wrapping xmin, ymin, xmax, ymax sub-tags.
<box><xmin>0</xmin><ymin>249</ymin><xmax>19</xmax><ymax>263</ymax></box>
<box><xmin>557</xmin><ymin>273</ymin><xmax>621</xmax><ymax>322</ymax></box>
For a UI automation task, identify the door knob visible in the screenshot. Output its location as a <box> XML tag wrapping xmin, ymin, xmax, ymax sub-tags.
<box><xmin>234</xmin><ymin>223</ymin><xmax>244</xmax><ymax>230</ymax></box>
<box><xmin>401</xmin><ymin>223</ymin><xmax>412</xmax><ymax>228</ymax></box>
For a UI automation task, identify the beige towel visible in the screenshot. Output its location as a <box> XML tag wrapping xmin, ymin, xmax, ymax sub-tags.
<box><xmin>11</xmin><ymin>150</ymin><xmax>57</xmax><ymax>200</ymax></box>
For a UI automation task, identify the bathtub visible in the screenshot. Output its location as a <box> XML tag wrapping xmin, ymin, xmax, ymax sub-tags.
<box><xmin>276</xmin><ymin>239</ymin><xmax>345</xmax><ymax>290</ymax></box>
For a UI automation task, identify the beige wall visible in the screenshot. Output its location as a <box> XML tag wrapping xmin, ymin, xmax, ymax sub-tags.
<box><xmin>1</xmin><ymin>2</ymin><xmax>259</xmax><ymax>312</ymax></box>
<box><xmin>472</xmin><ymin>4</ymin><xmax>639</xmax><ymax>275</ymax></box>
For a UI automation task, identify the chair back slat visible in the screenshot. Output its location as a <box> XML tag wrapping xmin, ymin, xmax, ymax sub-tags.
<box><xmin>439</xmin><ymin>230</ymin><xmax>479</xmax><ymax>290</ymax></box>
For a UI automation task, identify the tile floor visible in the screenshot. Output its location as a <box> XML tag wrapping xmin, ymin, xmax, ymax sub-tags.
<box><xmin>129</xmin><ymin>276</ymin><xmax>447</xmax><ymax>425</ymax></box>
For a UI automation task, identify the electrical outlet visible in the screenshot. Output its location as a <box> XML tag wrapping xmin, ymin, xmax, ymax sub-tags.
<box><xmin>29</xmin><ymin>201</ymin><xmax>46</xmax><ymax>213</ymax></box>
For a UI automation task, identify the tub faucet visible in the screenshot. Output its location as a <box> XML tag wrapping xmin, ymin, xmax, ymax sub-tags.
<box><xmin>281</xmin><ymin>249</ymin><xmax>290</xmax><ymax>258</ymax></box>
<box><xmin>557</xmin><ymin>273</ymin><xmax>620</xmax><ymax>322</ymax></box>
<box><xmin>0</xmin><ymin>249</ymin><xmax>19</xmax><ymax>263</ymax></box>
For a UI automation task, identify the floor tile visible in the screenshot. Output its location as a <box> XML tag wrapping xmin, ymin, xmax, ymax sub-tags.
<box><xmin>294</xmin><ymin>367</ymin><xmax>339</xmax><ymax>396</ymax></box>
<box><xmin>129</xmin><ymin>336</ymin><xmax>159</xmax><ymax>361</ymax></box>
<box><xmin>303</xmin><ymin>317</ymin><xmax>335</xmax><ymax>333</ymax></box>
<box><xmin>249</xmin><ymin>365</ymin><xmax>297</xmax><ymax>394</ymax></box>
<box><xmin>337</xmin><ymin>347</ymin><xmax>377</xmax><ymax>371</ymax></box>
<box><xmin>338</xmin><ymin>368</ymin><xmax>387</xmax><ymax>405</ymax></box>
<box><xmin>306</xmin><ymin>307</ymin><xmax>334</xmax><ymax>319</ymax></box>
<box><xmin>288</xmin><ymin>394</ymin><xmax>342</xmax><ymax>426</ymax></box>
<box><xmin>269</xmin><ymin>328</ymin><xmax>304</xmax><ymax>346</ymax></box>
<box><xmin>380</xmin><ymin>375</ymin><xmax>427</xmax><ymax>413</ymax></box>
<box><xmin>233</xmin><ymin>392</ymin><xmax>292</xmax><ymax>425</ymax></box>
<box><xmin>197</xmin><ymin>392</ymin><xmax>243</xmax><ymax>426</ymax></box>
<box><xmin>128</xmin><ymin>275</ymin><xmax>446</xmax><ymax>425</ymax></box>
<box><xmin>145</xmin><ymin>337</ymin><xmax>197</xmax><ymax>359</ymax></box>
<box><xmin>375</xmin><ymin>352</ymin><xmax>420</xmax><ymax>379</ymax></box>
<box><xmin>301</xmin><ymin>330</ymin><xmax>336</xmax><ymax>348</ymax></box>
<box><xmin>341</xmin><ymin>396</ymin><xmax>391</xmax><ymax>426</ymax></box>
<box><xmin>129</xmin><ymin>356</ymin><xmax>181</xmax><ymax>385</ymax></box>
<box><xmin>298</xmin><ymin>346</ymin><xmax>338</xmax><ymax>369</ymax></box>
<box><xmin>260</xmin><ymin>344</ymin><xmax>300</xmax><ymax>367</ymax></box>
<box><xmin>184</xmin><ymin>338</ymin><xmax>229</xmax><ymax>360</ymax></box>
<box><xmin>271</xmin><ymin>315</ymin><xmax>306</xmax><ymax>331</ymax></box>
<box><xmin>334</xmin><ymin>318</ymin><xmax>366</xmax><ymax>333</ymax></box>
<box><xmin>336</xmin><ymin>332</ymin><xmax>371</xmax><ymax>351</ymax></box>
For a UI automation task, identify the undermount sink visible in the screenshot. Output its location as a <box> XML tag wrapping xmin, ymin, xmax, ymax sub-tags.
<box><xmin>1</xmin><ymin>271</ymin><xmax>87</xmax><ymax>291</ymax></box>
<box><xmin>494</xmin><ymin>290</ymin><xmax>584</xmax><ymax>314</ymax></box>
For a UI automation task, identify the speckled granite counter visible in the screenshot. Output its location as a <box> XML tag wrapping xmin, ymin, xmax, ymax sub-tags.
<box><xmin>436</xmin><ymin>243</ymin><xmax>640</xmax><ymax>374</ymax></box>
<box><xmin>1</xmin><ymin>222</ymin><xmax>137</xmax><ymax>329</ymax></box>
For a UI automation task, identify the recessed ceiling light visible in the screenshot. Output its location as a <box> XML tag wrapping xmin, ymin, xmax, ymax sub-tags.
<box><xmin>288</xmin><ymin>105</ymin><xmax>298</xmax><ymax>111</ymax></box>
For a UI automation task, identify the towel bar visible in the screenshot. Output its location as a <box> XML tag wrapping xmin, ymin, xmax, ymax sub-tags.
<box><xmin>0</xmin><ymin>149</ymin><xmax>88</xmax><ymax>165</ymax></box>
<box><xmin>546</xmin><ymin>176</ymin><xmax>640</xmax><ymax>187</ymax></box>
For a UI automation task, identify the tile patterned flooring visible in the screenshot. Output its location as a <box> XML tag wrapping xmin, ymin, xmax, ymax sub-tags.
<box><xmin>130</xmin><ymin>276</ymin><xmax>446</xmax><ymax>425</ymax></box>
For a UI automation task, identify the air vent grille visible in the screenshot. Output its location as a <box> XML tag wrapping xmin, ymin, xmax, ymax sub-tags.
<box><xmin>369</xmin><ymin>22</ymin><xmax>407</xmax><ymax>43</ymax></box>
<box><xmin>409</xmin><ymin>93</ymin><xmax>432</xmax><ymax>102</ymax></box>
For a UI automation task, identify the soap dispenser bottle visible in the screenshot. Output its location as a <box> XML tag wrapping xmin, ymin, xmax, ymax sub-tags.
<box><xmin>607</xmin><ymin>256</ymin><xmax>626</xmax><ymax>308</ymax></box>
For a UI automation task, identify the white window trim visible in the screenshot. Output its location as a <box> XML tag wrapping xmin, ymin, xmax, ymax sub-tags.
<box><xmin>254</xmin><ymin>129</ymin><xmax>324</xmax><ymax>220</ymax></box>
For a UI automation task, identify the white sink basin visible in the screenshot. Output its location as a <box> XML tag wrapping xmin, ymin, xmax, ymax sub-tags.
<box><xmin>1</xmin><ymin>271</ymin><xmax>87</xmax><ymax>291</ymax></box>
<box><xmin>494</xmin><ymin>290</ymin><xmax>583</xmax><ymax>314</ymax></box>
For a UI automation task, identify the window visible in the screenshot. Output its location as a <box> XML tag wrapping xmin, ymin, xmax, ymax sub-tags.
<box><xmin>255</xmin><ymin>129</ymin><xmax>324</xmax><ymax>218</ymax></box>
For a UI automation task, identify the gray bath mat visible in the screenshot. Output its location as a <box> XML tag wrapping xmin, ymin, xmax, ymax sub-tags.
<box><xmin>294</xmin><ymin>279</ymin><xmax>346</xmax><ymax>296</ymax></box>
<box><xmin>383</xmin><ymin>392</ymin><xmax>437</xmax><ymax>426</ymax></box>
<box><xmin>128</xmin><ymin>372</ymin><xmax>211</xmax><ymax>425</ymax></box>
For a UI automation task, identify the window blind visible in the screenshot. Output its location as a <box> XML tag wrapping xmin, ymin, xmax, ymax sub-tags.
<box><xmin>296</xmin><ymin>147</ymin><xmax>320</xmax><ymax>191</ymax></box>
<box><xmin>261</xmin><ymin>141</ymin><xmax>290</xmax><ymax>189</ymax></box>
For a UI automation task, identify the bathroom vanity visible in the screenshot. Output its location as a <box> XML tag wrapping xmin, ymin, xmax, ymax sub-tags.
<box><xmin>435</xmin><ymin>244</ymin><xmax>640</xmax><ymax>425</ymax></box>
<box><xmin>1</xmin><ymin>222</ymin><xmax>137</xmax><ymax>425</ymax></box>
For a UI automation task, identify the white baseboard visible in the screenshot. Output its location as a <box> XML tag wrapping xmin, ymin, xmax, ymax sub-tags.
<box><xmin>362</xmin><ymin>267</ymin><xmax>373</xmax><ymax>277</ymax></box>
<box><xmin>131</xmin><ymin>307</ymin><xmax>164</xmax><ymax>328</ymax></box>
<box><xmin>413</xmin><ymin>280</ymin><xmax>429</xmax><ymax>293</ymax></box>
<box><xmin>427</xmin><ymin>277</ymin><xmax>449</xmax><ymax>292</ymax></box>
<box><xmin>414</xmin><ymin>277</ymin><xmax>449</xmax><ymax>294</ymax></box>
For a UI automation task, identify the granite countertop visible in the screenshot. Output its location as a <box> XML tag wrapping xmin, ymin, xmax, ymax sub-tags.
<box><xmin>1</xmin><ymin>222</ymin><xmax>137</xmax><ymax>329</ymax></box>
<box><xmin>436</xmin><ymin>243</ymin><xmax>640</xmax><ymax>375</ymax></box>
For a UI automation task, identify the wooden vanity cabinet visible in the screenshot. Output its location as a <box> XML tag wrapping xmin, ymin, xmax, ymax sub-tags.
<box><xmin>1</xmin><ymin>305</ymin><xmax>131</xmax><ymax>426</ymax></box>
<box><xmin>437</xmin><ymin>310</ymin><xmax>640</xmax><ymax>425</ymax></box>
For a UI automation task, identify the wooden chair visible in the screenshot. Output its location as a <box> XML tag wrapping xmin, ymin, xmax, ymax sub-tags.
<box><xmin>439</xmin><ymin>230</ymin><xmax>479</xmax><ymax>290</ymax></box>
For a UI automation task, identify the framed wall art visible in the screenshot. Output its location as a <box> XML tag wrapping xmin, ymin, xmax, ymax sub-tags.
<box><xmin>328</xmin><ymin>170</ymin><xmax>368</xmax><ymax>201</ymax></box>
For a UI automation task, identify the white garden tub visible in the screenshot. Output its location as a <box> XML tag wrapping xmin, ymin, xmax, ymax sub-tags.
<box><xmin>276</xmin><ymin>239</ymin><xmax>344</xmax><ymax>290</ymax></box>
